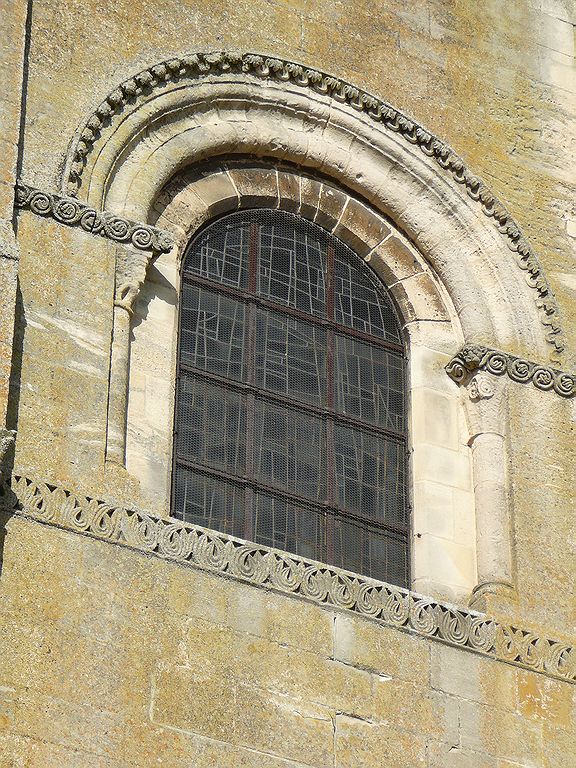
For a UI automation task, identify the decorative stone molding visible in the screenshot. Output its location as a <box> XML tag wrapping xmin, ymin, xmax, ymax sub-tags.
<box><xmin>1</xmin><ymin>473</ymin><xmax>574</xmax><ymax>684</ymax></box>
<box><xmin>446</xmin><ymin>345</ymin><xmax>575</xmax><ymax>398</ymax></box>
<box><xmin>62</xmin><ymin>50</ymin><xmax>563</xmax><ymax>355</ymax></box>
<box><xmin>15</xmin><ymin>181</ymin><xmax>173</xmax><ymax>255</ymax></box>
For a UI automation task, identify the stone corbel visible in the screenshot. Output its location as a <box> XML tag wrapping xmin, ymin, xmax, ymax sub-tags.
<box><xmin>105</xmin><ymin>248</ymin><xmax>158</xmax><ymax>465</ymax></box>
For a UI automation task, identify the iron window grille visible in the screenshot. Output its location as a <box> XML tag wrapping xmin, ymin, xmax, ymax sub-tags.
<box><xmin>171</xmin><ymin>209</ymin><xmax>409</xmax><ymax>587</ymax></box>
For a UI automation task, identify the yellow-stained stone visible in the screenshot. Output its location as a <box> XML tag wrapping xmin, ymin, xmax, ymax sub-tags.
<box><xmin>0</xmin><ymin>1</ymin><xmax>575</xmax><ymax>766</ymax></box>
<box><xmin>515</xmin><ymin>670</ymin><xmax>576</xmax><ymax>727</ymax></box>
<box><xmin>430</xmin><ymin>643</ymin><xmax>517</xmax><ymax>712</ymax></box>
<box><xmin>370</xmin><ymin>677</ymin><xmax>459</xmax><ymax>742</ymax></box>
<box><xmin>180</xmin><ymin>616</ymin><xmax>374</xmax><ymax>719</ymax></box>
<box><xmin>459</xmin><ymin>700</ymin><xmax>544</xmax><ymax>766</ymax></box>
<box><xmin>334</xmin><ymin>715</ymin><xmax>427</xmax><ymax>768</ymax></box>
<box><xmin>0</xmin><ymin>733</ymin><xmax>119</xmax><ymax>768</ymax></box>
<box><xmin>427</xmin><ymin>742</ymin><xmax>498</xmax><ymax>768</ymax></box>
<box><xmin>333</xmin><ymin>613</ymin><xmax>430</xmax><ymax>683</ymax></box>
<box><xmin>153</xmin><ymin>664</ymin><xmax>334</xmax><ymax>767</ymax></box>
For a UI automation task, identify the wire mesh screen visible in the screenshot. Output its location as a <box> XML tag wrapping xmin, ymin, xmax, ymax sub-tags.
<box><xmin>174</xmin><ymin>208</ymin><xmax>409</xmax><ymax>587</ymax></box>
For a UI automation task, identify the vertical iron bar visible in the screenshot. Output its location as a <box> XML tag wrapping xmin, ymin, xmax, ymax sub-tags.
<box><xmin>244</xmin><ymin>222</ymin><xmax>259</xmax><ymax>541</ymax></box>
<box><xmin>325</xmin><ymin>243</ymin><xmax>336</xmax><ymax>565</ymax></box>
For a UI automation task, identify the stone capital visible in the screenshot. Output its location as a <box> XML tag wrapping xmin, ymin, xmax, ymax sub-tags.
<box><xmin>114</xmin><ymin>247</ymin><xmax>156</xmax><ymax>313</ymax></box>
<box><xmin>465</xmin><ymin>373</ymin><xmax>508</xmax><ymax>440</ymax></box>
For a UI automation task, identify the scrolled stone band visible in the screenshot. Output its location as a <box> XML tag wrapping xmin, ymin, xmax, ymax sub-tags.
<box><xmin>14</xmin><ymin>181</ymin><xmax>173</xmax><ymax>255</ymax></box>
<box><xmin>445</xmin><ymin>344</ymin><xmax>575</xmax><ymax>398</ymax></box>
<box><xmin>0</xmin><ymin>472</ymin><xmax>574</xmax><ymax>684</ymax></box>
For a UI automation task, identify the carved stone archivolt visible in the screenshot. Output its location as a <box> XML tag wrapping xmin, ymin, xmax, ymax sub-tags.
<box><xmin>15</xmin><ymin>182</ymin><xmax>173</xmax><ymax>255</ymax></box>
<box><xmin>446</xmin><ymin>344</ymin><xmax>575</xmax><ymax>398</ymax></box>
<box><xmin>62</xmin><ymin>50</ymin><xmax>564</xmax><ymax>355</ymax></box>
<box><xmin>1</xmin><ymin>473</ymin><xmax>574</xmax><ymax>685</ymax></box>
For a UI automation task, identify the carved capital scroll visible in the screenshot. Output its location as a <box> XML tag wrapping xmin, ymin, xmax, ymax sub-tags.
<box><xmin>114</xmin><ymin>247</ymin><xmax>156</xmax><ymax>314</ymax></box>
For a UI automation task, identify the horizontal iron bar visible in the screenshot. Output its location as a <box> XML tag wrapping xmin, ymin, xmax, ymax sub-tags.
<box><xmin>181</xmin><ymin>271</ymin><xmax>405</xmax><ymax>355</ymax></box>
<box><xmin>178</xmin><ymin>364</ymin><xmax>408</xmax><ymax>443</ymax></box>
<box><xmin>174</xmin><ymin>456</ymin><xmax>410</xmax><ymax>537</ymax></box>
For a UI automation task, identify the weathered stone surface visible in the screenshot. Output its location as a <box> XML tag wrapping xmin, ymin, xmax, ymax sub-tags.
<box><xmin>459</xmin><ymin>700</ymin><xmax>544</xmax><ymax>765</ymax></box>
<box><xmin>0</xmin><ymin>1</ymin><xmax>575</xmax><ymax>766</ymax></box>
<box><xmin>333</xmin><ymin>613</ymin><xmax>430</xmax><ymax>682</ymax></box>
<box><xmin>430</xmin><ymin>643</ymin><xmax>517</xmax><ymax>711</ymax></box>
<box><xmin>334</xmin><ymin>715</ymin><xmax>428</xmax><ymax>767</ymax></box>
<box><xmin>153</xmin><ymin>664</ymin><xmax>334</xmax><ymax>766</ymax></box>
<box><xmin>333</xmin><ymin>198</ymin><xmax>391</xmax><ymax>256</ymax></box>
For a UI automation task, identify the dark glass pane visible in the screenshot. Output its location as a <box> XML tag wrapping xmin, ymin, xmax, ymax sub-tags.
<box><xmin>173</xmin><ymin>468</ymin><xmax>244</xmax><ymax>535</ymax></box>
<box><xmin>180</xmin><ymin>285</ymin><xmax>246</xmax><ymax>381</ymax></box>
<box><xmin>333</xmin><ymin>516</ymin><xmax>408</xmax><ymax>586</ymax></box>
<box><xmin>183</xmin><ymin>220</ymin><xmax>249</xmax><ymax>288</ymax></box>
<box><xmin>256</xmin><ymin>309</ymin><xmax>327</xmax><ymax>405</ymax></box>
<box><xmin>254</xmin><ymin>401</ymin><xmax>326</xmax><ymax>501</ymax></box>
<box><xmin>334</xmin><ymin>425</ymin><xmax>406</xmax><ymax>525</ymax></box>
<box><xmin>176</xmin><ymin>376</ymin><xmax>246</xmax><ymax>475</ymax></box>
<box><xmin>335</xmin><ymin>335</ymin><xmax>404</xmax><ymax>431</ymax></box>
<box><xmin>176</xmin><ymin>208</ymin><xmax>409</xmax><ymax>589</ymax></box>
<box><xmin>253</xmin><ymin>492</ymin><xmax>325</xmax><ymax>561</ymax></box>
<box><xmin>258</xmin><ymin>220</ymin><xmax>326</xmax><ymax>314</ymax></box>
<box><xmin>334</xmin><ymin>253</ymin><xmax>400</xmax><ymax>342</ymax></box>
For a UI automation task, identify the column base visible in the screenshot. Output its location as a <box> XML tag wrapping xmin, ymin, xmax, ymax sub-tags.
<box><xmin>469</xmin><ymin>580</ymin><xmax>517</xmax><ymax>612</ymax></box>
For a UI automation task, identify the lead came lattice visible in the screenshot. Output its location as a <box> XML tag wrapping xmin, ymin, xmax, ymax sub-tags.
<box><xmin>174</xmin><ymin>209</ymin><xmax>409</xmax><ymax>587</ymax></box>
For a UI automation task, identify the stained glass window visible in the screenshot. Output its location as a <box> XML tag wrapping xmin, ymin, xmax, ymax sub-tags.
<box><xmin>173</xmin><ymin>209</ymin><xmax>409</xmax><ymax>587</ymax></box>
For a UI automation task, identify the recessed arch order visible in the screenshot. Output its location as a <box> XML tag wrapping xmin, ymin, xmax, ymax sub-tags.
<box><xmin>64</xmin><ymin>49</ymin><xmax>564</xmax><ymax>362</ymax></box>
<box><xmin>69</xmin><ymin>50</ymin><xmax>565</xmax><ymax>606</ymax></box>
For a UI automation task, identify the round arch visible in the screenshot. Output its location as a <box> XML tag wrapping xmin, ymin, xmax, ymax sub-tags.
<box><xmin>64</xmin><ymin>50</ymin><xmax>564</xmax><ymax>363</ymax></box>
<box><xmin>125</xmin><ymin>162</ymin><xmax>478</xmax><ymax>604</ymax></box>
<box><xmin>79</xmin><ymin>52</ymin><xmax>557</xmax><ymax>606</ymax></box>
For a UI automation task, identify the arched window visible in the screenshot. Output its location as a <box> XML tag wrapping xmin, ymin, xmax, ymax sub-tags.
<box><xmin>172</xmin><ymin>209</ymin><xmax>409</xmax><ymax>587</ymax></box>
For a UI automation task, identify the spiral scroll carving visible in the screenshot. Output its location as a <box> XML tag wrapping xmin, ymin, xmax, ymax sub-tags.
<box><xmin>1</xmin><ymin>472</ymin><xmax>574</xmax><ymax>684</ymax></box>
<box><xmin>446</xmin><ymin>344</ymin><xmax>575</xmax><ymax>398</ymax></box>
<box><xmin>14</xmin><ymin>182</ymin><xmax>173</xmax><ymax>255</ymax></box>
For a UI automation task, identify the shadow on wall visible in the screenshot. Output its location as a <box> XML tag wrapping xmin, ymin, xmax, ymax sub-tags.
<box><xmin>6</xmin><ymin>282</ymin><xmax>25</xmax><ymax>434</ymax></box>
<box><xmin>0</xmin><ymin>430</ymin><xmax>16</xmax><ymax>579</ymax></box>
<box><xmin>0</xmin><ymin>279</ymin><xmax>25</xmax><ymax>577</ymax></box>
<box><xmin>131</xmin><ymin>264</ymin><xmax>177</xmax><ymax>336</ymax></box>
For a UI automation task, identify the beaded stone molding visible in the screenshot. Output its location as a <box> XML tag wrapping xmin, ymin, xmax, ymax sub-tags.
<box><xmin>1</xmin><ymin>473</ymin><xmax>574</xmax><ymax>684</ymax></box>
<box><xmin>15</xmin><ymin>181</ymin><xmax>174</xmax><ymax>255</ymax></box>
<box><xmin>446</xmin><ymin>344</ymin><xmax>576</xmax><ymax>398</ymax></box>
<box><xmin>62</xmin><ymin>50</ymin><xmax>563</xmax><ymax>355</ymax></box>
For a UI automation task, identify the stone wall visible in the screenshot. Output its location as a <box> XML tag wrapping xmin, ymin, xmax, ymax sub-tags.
<box><xmin>17</xmin><ymin>0</ymin><xmax>576</xmax><ymax>361</ymax></box>
<box><xmin>0</xmin><ymin>0</ymin><xmax>575</xmax><ymax>766</ymax></box>
<box><xmin>0</xmin><ymin>516</ymin><xmax>574</xmax><ymax>767</ymax></box>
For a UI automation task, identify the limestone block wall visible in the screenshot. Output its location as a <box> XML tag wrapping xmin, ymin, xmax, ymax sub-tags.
<box><xmin>0</xmin><ymin>0</ymin><xmax>575</xmax><ymax>765</ymax></box>
<box><xmin>0</xmin><ymin>516</ymin><xmax>574</xmax><ymax>767</ymax></box>
<box><xmin>16</xmin><ymin>0</ymin><xmax>576</xmax><ymax>361</ymax></box>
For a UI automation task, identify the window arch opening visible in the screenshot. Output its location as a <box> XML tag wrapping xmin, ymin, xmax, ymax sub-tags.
<box><xmin>172</xmin><ymin>209</ymin><xmax>409</xmax><ymax>587</ymax></box>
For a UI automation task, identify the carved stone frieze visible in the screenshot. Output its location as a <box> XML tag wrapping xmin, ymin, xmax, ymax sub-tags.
<box><xmin>446</xmin><ymin>345</ymin><xmax>575</xmax><ymax>398</ymax></box>
<box><xmin>62</xmin><ymin>50</ymin><xmax>564</xmax><ymax>354</ymax></box>
<box><xmin>15</xmin><ymin>182</ymin><xmax>173</xmax><ymax>255</ymax></box>
<box><xmin>0</xmin><ymin>473</ymin><xmax>574</xmax><ymax>684</ymax></box>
